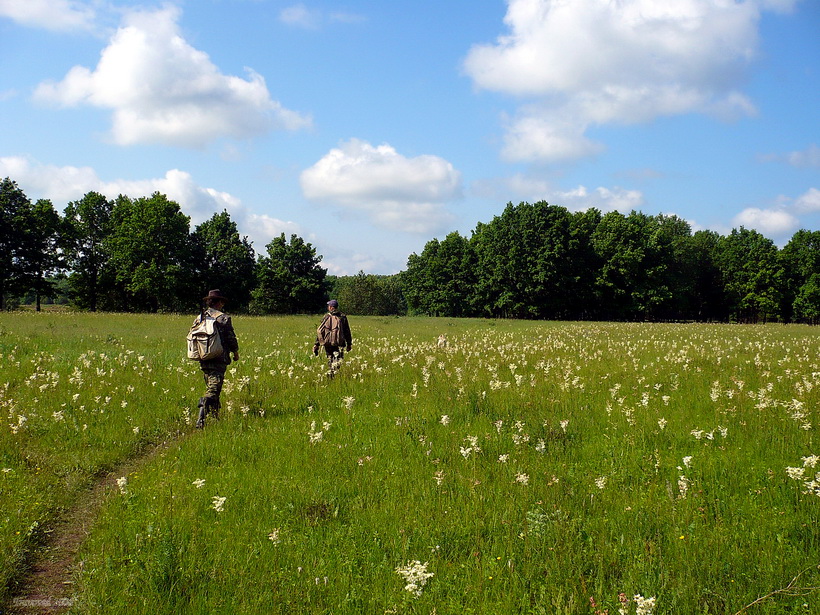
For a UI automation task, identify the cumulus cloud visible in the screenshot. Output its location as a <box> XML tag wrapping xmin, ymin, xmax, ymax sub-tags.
<box><xmin>733</xmin><ymin>207</ymin><xmax>800</xmax><ymax>236</ymax></box>
<box><xmin>464</xmin><ymin>0</ymin><xmax>793</xmax><ymax>162</ymax></box>
<box><xmin>793</xmin><ymin>187</ymin><xmax>820</xmax><ymax>213</ymax></box>
<box><xmin>730</xmin><ymin>187</ymin><xmax>819</xmax><ymax>239</ymax></box>
<box><xmin>0</xmin><ymin>155</ymin><xmax>298</xmax><ymax>251</ymax></box>
<box><xmin>0</xmin><ymin>0</ymin><xmax>95</xmax><ymax>32</ymax></box>
<box><xmin>32</xmin><ymin>5</ymin><xmax>311</xmax><ymax>147</ymax></box>
<box><xmin>300</xmin><ymin>139</ymin><xmax>462</xmax><ymax>234</ymax></box>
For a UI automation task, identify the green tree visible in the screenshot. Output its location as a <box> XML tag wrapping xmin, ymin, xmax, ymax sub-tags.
<box><xmin>404</xmin><ymin>232</ymin><xmax>476</xmax><ymax>317</ymax></box>
<box><xmin>106</xmin><ymin>193</ymin><xmax>196</xmax><ymax>312</ymax></box>
<box><xmin>251</xmin><ymin>233</ymin><xmax>327</xmax><ymax>314</ymax></box>
<box><xmin>21</xmin><ymin>199</ymin><xmax>63</xmax><ymax>311</ymax></box>
<box><xmin>471</xmin><ymin>202</ymin><xmax>578</xmax><ymax>319</ymax></box>
<box><xmin>688</xmin><ymin>230</ymin><xmax>726</xmax><ymax>321</ymax></box>
<box><xmin>0</xmin><ymin>178</ymin><xmax>35</xmax><ymax>309</ymax></box>
<box><xmin>192</xmin><ymin>211</ymin><xmax>256</xmax><ymax>312</ymax></box>
<box><xmin>62</xmin><ymin>191</ymin><xmax>114</xmax><ymax>311</ymax></box>
<box><xmin>717</xmin><ymin>227</ymin><xmax>782</xmax><ymax>323</ymax></box>
<box><xmin>793</xmin><ymin>274</ymin><xmax>820</xmax><ymax>324</ymax></box>
<box><xmin>334</xmin><ymin>271</ymin><xmax>406</xmax><ymax>315</ymax></box>
<box><xmin>591</xmin><ymin>211</ymin><xmax>667</xmax><ymax>320</ymax></box>
<box><xmin>779</xmin><ymin>230</ymin><xmax>820</xmax><ymax>323</ymax></box>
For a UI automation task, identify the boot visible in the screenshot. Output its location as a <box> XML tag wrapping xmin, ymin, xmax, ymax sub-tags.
<box><xmin>208</xmin><ymin>398</ymin><xmax>221</xmax><ymax>421</ymax></box>
<box><xmin>195</xmin><ymin>397</ymin><xmax>207</xmax><ymax>429</ymax></box>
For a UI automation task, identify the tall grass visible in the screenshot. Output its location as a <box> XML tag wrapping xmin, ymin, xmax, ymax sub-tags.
<box><xmin>2</xmin><ymin>313</ymin><xmax>819</xmax><ymax>613</ymax></box>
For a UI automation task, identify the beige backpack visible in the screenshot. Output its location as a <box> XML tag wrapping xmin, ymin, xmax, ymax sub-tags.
<box><xmin>187</xmin><ymin>310</ymin><xmax>224</xmax><ymax>360</ymax></box>
<box><xmin>317</xmin><ymin>313</ymin><xmax>345</xmax><ymax>346</ymax></box>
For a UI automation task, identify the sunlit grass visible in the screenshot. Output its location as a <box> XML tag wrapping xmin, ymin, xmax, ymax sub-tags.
<box><xmin>2</xmin><ymin>313</ymin><xmax>820</xmax><ymax>613</ymax></box>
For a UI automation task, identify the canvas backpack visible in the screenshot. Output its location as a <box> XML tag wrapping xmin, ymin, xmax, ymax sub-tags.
<box><xmin>317</xmin><ymin>313</ymin><xmax>345</xmax><ymax>347</ymax></box>
<box><xmin>187</xmin><ymin>309</ymin><xmax>224</xmax><ymax>361</ymax></box>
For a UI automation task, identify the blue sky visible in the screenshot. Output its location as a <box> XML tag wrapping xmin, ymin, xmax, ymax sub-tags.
<box><xmin>1</xmin><ymin>0</ymin><xmax>818</xmax><ymax>275</ymax></box>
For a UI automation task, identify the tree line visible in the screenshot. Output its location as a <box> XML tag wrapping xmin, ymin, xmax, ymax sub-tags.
<box><xmin>3</xmin><ymin>177</ymin><xmax>820</xmax><ymax>322</ymax></box>
<box><xmin>0</xmin><ymin>178</ymin><xmax>332</xmax><ymax>314</ymax></box>
<box><xmin>403</xmin><ymin>201</ymin><xmax>820</xmax><ymax>323</ymax></box>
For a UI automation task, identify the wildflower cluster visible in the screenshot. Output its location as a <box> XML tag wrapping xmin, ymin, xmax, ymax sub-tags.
<box><xmin>786</xmin><ymin>455</ymin><xmax>820</xmax><ymax>496</ymax></box>
<box><xmin>395</xmin><ymin>560</ymin><xmax>434</xmax><ymax>598</ymax></box>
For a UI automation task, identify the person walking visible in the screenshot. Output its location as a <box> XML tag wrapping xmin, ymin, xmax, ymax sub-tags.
<box><xmin>313</xmin><ymin>299</ymin><xmax>352</xmax><ymax>378</ymax></box>
<box><xmin>194</xmin><ymin>289</ymin><xmax>239</xmax><ymax>428</ymax></box>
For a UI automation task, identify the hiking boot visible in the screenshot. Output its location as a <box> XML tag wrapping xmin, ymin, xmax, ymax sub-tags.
<box><xmin>195</xmin><ymin>397</ymin><xmax>206</xmax><ymax>429</ymax></box>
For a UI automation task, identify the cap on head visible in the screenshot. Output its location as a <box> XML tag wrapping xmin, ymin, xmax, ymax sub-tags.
<box><xmin>327</xmin><ymin>300</ymin><xmax>339</xmax><ymax>308</ymax></box>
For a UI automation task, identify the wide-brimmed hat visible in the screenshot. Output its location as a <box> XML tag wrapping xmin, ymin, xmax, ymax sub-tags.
<box><xmin>203</xmin><ymin>289</ymin><xmax>229</xmax><ymax>302</ymax></box>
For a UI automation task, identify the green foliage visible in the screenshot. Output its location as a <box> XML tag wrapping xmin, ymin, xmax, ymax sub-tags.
<box><xmin>331</xmin><ymin>271</ymin><xmax>406</xmax><ymax>315</ymax></box>
<box><xmin>0</xmin><ymin>178</ymin><xmax>38</xmax><ymax>309</ymax></box>
<box><xmin>404</xmin><ymin>232</ymin><xmax>475</xmax><ymax>316</ymax></box>
<box><xmin>106</xmin><ymin>193</ymin><xmax>197</xmax><ymax>312</ymax></box>
<box><xmin>191</xmin><ymin>211</ymin><xmax>257</xmax><ymax>312</ymax></box>
<box><xmin>62</xmin><ymin>191</ymin><xmax>114</xmax><ymax>312</ymax></box>
<box><xmin>718</xmin><ymin>227</ymin><xmax>783</xmax><ymax>323</ymax></box>
<box><xmin>251</xmin><ymin>233</ymin><xmax>327</xmax><ymax>314</ymax></box>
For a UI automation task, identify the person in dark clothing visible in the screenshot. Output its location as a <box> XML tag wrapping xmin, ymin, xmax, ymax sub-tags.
<box><xmin>313</xmin><ymin>299</ymin><xmax>352</xmax><ymax>378</ymax></box>
<box><xmin>195</xmin><ymin>289</ymin><xmax>239</xmax><ymax>428</ymax></box>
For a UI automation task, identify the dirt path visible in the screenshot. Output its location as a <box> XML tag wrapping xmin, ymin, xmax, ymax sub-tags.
<box><xmin>4</xmin><ymin>435</ymin><xmax>183</xmax><ymax>615</ymax></box>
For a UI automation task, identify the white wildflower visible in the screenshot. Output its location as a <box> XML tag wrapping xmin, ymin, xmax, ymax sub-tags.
<box><xmin>498</xmin><ymin>454</ymin><xmax>509</xmax><ymax>463</ymax></box>
<box><xmin>595</xmin><ymin>476</ymin><xmax>607</xmax><ymax>490</ymax></box>
<box><xmin>515</xmin><ymin>472</ymin><xmax>529</xmax><ymax>485</ymax></box>
<box><xmin>682</xmin><ymin>456</ymin><xmax>693</xmax><ymax>468</ymax></box>
<box><xmin>440</xmin><ymin>415</ymin><xmax>450</xmax><ymax>426</ymax></box>
<box><xmin>634</xmin><ymin>594</ymin><xmax>656</xmax><ymax>615</ymax></box>
<box><xmin>395</xmin><ymin>560</ymin><xmax>434</xmax><ymax>598</ymax></box>
<box><xmin>192</xmin><ymin>478</ymin><xmax>206</xmax><ymax>488</ymax></box>
<box><xmin>560</xmin><ymin>419</ymin><xmax>569</xmax><ymax>432</ymax></box>
<box><xmin>116</xmin><ymin>476</ymin><xmax>128</xmax><ymax>494</ymax></box>
<box><xmin>657</xmin><ymin>418</ymin><xmax>667</xmax><ymax>430</ymax></box>
<box><xmin>802</xmin><ymin>455</ymin><xmax>820</xmax><ymax>468</ymax></box>
<box><xmin>268</xmin><ymin>528</ymin><xmax>281</xmax><ymax>544</ymax></box>
<box><xmin>786</xmin><ymin>467</ymin><xmax>806</xmax><ymax>481</ymax></box>
<box><xmin>212</xmin><ymin>495</ymin><xmax>226</xmax><ymax>512</ymax></box>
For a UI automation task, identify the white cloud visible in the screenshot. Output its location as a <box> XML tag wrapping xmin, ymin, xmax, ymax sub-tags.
<box><xmin>0</xmin><ymin>155</ymin><xmax>298</xmax><ymax>252</ymax></box>
<box><xmin>32</xmin><ymin>5</ymin><xmax>311</xmax><ymax>147</ymax></box>
<box><xmin>280</xmin><ymin>4</ymin><xmax>320</xmax><ymax>29</ymax></box>
<box><xmin>300</xmin><ymin>139</ymin><xmax>462</xmax><ymax>234</ymax></box>
<box><xmin>793</xmin><ymin>187</ymin><xmax>820</xmax><ymax>213</ymax></box>
<box><xmin>279</xmin><ymin>3</ymin><xmax>365</xmax><ymax>29</ymax></box>
<box><xmin>733</xmin><ymin>207</ymin><xmax>800</xmax><ymax>236</ymax></box>
<box><xmin>0</xmin><ymin>0</ymin><xmax>95</xmax><ymax>32</ymax></box>
<box><xmin>788</xmin><ymin>145</ymin><xmax>820</xmax><ymax>169</ymax></box>
<box><xmin>464</xmin><ymin>0</ymin><xmax>790</xmax><ymax>162</ymax></box>
<box><xmin>478</xmin><ymin>173</ymin><xmax>644</xmax><ymax>214</ymax></box>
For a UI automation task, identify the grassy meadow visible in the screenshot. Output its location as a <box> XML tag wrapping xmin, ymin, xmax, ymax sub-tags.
<box><xmin>1</xmin><ymin>312</ymin><xmax>819</xmax><ymax>614</ymax></box>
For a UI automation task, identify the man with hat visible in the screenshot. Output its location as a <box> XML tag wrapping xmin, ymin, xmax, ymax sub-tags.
<box><xmin>195</xmin><ymin>289</ymin><xmax>240</xmax><ymax>428</ymax></box>
<box><xmin>313</xmin><ymin>299</ymin><xmax>353</xmax><ymax>378</ymax></box>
